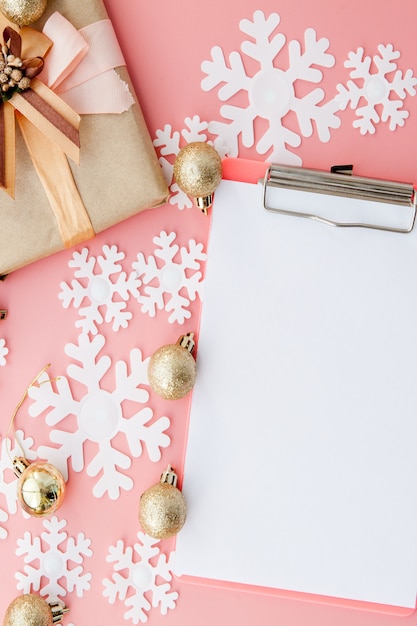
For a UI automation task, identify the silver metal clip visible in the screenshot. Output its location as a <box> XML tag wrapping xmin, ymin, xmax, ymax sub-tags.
<box><xmin>262</xmin><ymin>164</ymin><xmax>417</xmax><ymax>233</ymax></box>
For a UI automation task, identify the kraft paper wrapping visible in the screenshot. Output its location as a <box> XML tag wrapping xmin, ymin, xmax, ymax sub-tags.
<box><xmin>0</xmin><ymin>0</ymin><xmax>169</xmax><ymax>275</ymax></box>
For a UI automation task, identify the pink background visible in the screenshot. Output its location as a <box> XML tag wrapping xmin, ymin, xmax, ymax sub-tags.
<box><xmin>1</xmin><ymin>0</ymin><xmax>417</xmax><ymax>624</ymax></box>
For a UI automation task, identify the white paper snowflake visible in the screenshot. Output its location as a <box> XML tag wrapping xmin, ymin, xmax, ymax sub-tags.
<box><xmin>16</xmin><ymin>516</ymin><xmax>92</xmax><ymax>601</ymax></box>
<box><xmin>0</xmin><ymin>430</ymin><xmax>37</xmax><ymax>539</ymax></box>
<box><xmin>336</xmin><ymin>44</ymin><xmax>417</xmax><ymax>134</ymax></box>
<box><xmin>0</xmin><ymin>509</ymin><xmax>8</xmax><ymax>540</ymax></box>
<box><xmin>132</xmin><ymin>231</ymin><xmax>206</xmax><ymax>324</ymax></box>
<box><xmin>0</xmin><ymin>338</ymin><xmax>8</xmax><ymax>365</ymax></box>
<box><xmin>153</xmin><ymin>115</ymin><xmax>212</xmax><ymax>209</ymax></box>
<box><xmin>201</xmin><ymin>10</ymin><xmax>340</xmax><ymax>165</ymax></box>
<box><xmin>27</xmin><ymin>333</ymin><xmax>171</xmax><ymax>500</ymax></box>
<box><xmin>59</xmin><ymin>245</ymin><xmax>140</xmax><ymax>335</ymax></box>
<box><xmin>103</xmin><ymin>532</ymin><xmax>178</xmax><ymax>624</ymax></box>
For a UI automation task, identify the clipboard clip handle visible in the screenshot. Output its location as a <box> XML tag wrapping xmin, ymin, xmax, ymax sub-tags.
<box><xmin>262</xmin><ymin>164</ymin><xmax>417</xmax><ymax>234</ymax></box>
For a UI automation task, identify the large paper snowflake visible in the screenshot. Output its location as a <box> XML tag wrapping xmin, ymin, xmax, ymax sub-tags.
<box><xmin>201</xmin><ymin>10</ymin><xmax>340</xmax><ymax>165</ymax></box>
<box><xmin>16</xmin><ymin>516</ymin><xmax>92</xmax><ymax>601</ymax></box>
<box><xmin>103</xmin><ymin>532</ymin><xmax>178</xmax><ymax>624</ymax></box>
<box><xmin>336</xmin><ymin>44</ymin><xmax>417</xmax><ymax>134</ymax></box>
<box><xmin>27</xmin><ymin>334</ymin><xmax>171</xmax><ymax>500</ymax></box>
<box><xmin>59</xmin><ymin>245</ymin><xmax>140</xmax><ymax>335</ymax></box>
<box><xmin>0</xmin><ymin>430</ymin><xmax>37</xmax><ymax>539</ymax></box>
<box><xmin>132</xmin><ymin>231</ymin><xmax>206</xmax><ymax>324</ymax></box>
<box><xmin>153</xmin><ymin>115</ymin><xmax>213</xmax><ymax>210</ymax></box>
<box><xmin>0</xmin><ymin>337</ymin><xmax>8</xmax><ymax>365</ymax></box>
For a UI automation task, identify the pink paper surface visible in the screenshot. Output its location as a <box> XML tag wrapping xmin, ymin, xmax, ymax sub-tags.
<box><xmin>1</xmin><ymin>1</ymin><xmax>417</xmax><ymax>625</ymax></box>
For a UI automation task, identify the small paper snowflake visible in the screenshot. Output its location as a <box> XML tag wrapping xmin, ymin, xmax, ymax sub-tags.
<box><xmin>27</xmin><ymin>333</ymin><xmax>171</xmax><ymax>500</ymax></box>
<box><xmin>59</xmin><ymin>245</ymin><xmax>140</xmax><ymax>335</ymax></box>
<box><xmin>0</xmin><ymin>430</ymin><xmax>37</xmax><ymax>539</ymax></box>
<box><xmin>153</xmin><ymin>115</ymin><xmax>213</xmax><ymax>209</ymax></box>
<box><xmin>0</xmin><ymin>338</ymin><xmax>8</xmax><ymax>366</ymax></box>
<box><xmin>103</xmin><ymin>532</ymin><xmax>178</xmax><ymax>624</ymax></box>
<box><xmin>132</xmin><ymin>231</ymin><xmax>206</xmax><ymax>324</ymax></box>
<box><xmin>336</xmin><ymin>44</ymin><xmax>417</xmax><ymax>134</ymax></box>
<box><xmin>201</xmin><ymin>10</ymin><xmax>341</xmax><ymax>164</ymax></box>
<box><xmin>16</xmin><ymin>516</ymin><xmax>92</xmax><ymax>601</ymax></box>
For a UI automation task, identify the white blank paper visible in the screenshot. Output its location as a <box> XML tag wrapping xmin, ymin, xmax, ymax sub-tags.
<box><xmin>174</xmin><ymin>179</ymin><xmax>417</xmax><ymax>609</ymax></box>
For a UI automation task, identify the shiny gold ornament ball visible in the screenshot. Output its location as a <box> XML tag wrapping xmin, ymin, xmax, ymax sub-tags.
<box><xmin>173</xmin><ymin>142</ymin><xmax>222</xmax><ymax>213</ymax></box>
<box><xmin>148</xmin><ymin>334</ymin><xmax>197</xmax><ymax>400</ymax></box>
<box><xmin>4</xmin><ymin>594</ymin><xmax>53</xmax><ymax>626</ymax></box>
<box><xmin>14</xmin><ymin>458</ymin><xmax>65</xmax><ymax>517</ymax></box>
<box><xmin>0</xmin><ymin>0</ymin><xmax>48</xmax><ymax>27</ymax></box>
<box><xmin>139</xmin><ymin>467</ymin><xmax>187</xmax><ymax>539</ymax></box>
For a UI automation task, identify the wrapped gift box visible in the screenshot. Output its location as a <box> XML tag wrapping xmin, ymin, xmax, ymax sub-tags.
<box><xmin>0</xmin><ymin>0</ymin><xmax>169</xmax><ymax>275</ymax></box>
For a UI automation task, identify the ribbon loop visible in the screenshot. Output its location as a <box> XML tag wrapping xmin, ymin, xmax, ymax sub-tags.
<box><xmin>3</xmin><ymin>26</ymin><xmax>21</xmax><ymax>57</ymax></box>
<box><xmin>42</xmin><ymin>14</ymin><xmax>134</xmax><ymax>114</ymax></box>
<box><xmin>22</xmin><ymin>56</ymin><xmax>44</xmax><ymax>78</ymax></box>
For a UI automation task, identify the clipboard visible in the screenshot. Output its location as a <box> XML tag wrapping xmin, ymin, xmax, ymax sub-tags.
<box><xmin>174</xmin><ymin>158</ymin><xmax>417</xmax><ymax>617</ymax></box>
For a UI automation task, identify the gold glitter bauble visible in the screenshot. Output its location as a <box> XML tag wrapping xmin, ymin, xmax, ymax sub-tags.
<box><xmin>139</xmin><ymin>465</ymin><xmax>187</xmax><ymax>539</ymax></box>
<box><xmin>4</xmin><ymin>594</ymin><xmax>52</xmax><ymax>626</ymax></box>
<box><xmin>148</xmin><ymin>333</ymin><xmax>197</xmax><ymax>400</ymax></box>
<box><xmin>13</xmin><ymin>457</ymin><xmax>65</xmax><ymax>517</ymax></box>
<box><xmin>0</xmin><ymin>0</ymin><xmax>48</xmax><ymax>27</ymax></box>
<box><xmin>3</xmin><ymin>594</ymin><xmax>69</xmax><ymax>626</ymax></box>
<box><xmin>173</xmin><ymin>142</ymin><xmax>222</xmax><ymax>213</ymax></box>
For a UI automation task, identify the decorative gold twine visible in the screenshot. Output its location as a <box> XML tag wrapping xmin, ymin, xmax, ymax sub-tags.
<box><xmin>6</xmin><ymin>363</ymin><xmax>59</xmax><ymax>462</ymax></box>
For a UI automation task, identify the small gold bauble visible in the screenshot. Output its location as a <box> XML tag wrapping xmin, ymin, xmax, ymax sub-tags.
<box><xmin>3</xmin><ymin>594</ymin><xmax>69</xmax><ymax>626</ymax></box>
<box><xmin>139</xmin><ymin>465</ymin><xmax>187</xmax><ymax>539</ymax></box>
<box><xmin>173</xmin><ymin>142</ymin><xmax>222</xmax><ymax>214</ymax></box>
<box><xmin>0</xmin><ymin>0</ymin><xmax>48</xmax><ymax>27</ymax></box>
<box><xmin>13</xmin><ymin>458</ymin><xmax>65</xmax><ymax>517</ymax></box>
<box><xmin>148</xmin><ymin>333</ymin><xmax>197</xmax><ymax>400</ymax></box>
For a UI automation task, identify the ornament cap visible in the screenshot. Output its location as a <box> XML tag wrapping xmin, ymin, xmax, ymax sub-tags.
<box><xmin>177</xmin><ymin>332</ymin><xmax>195</xmax><ymax>354</ymax></box>
<box><xmin>160</xmin><ymin>464</ymin><xmax>178</xmax><ymax>488</ymax></box>
<box><xmin>12</xmin><ymin>456</ymin><xmax>30</xmax><ymax>478</ymax></box>
<box><xmin>195</xmin><ymin>193</ymin><xmax>213</xmax><ymax>215</ymax></box>
<box><xmin>49</xmin><ymin>600</ymin><xmax>70</xmax><ymax>624</ymax></box>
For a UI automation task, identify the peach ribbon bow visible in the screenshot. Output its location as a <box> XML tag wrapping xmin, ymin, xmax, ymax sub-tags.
<box><xmin>0</xmin><ymin>13</ymin><xmax>134</xmax><ymax>248</ymax></box>
<box><xmin>0</xmin><ymin>19</ymin><xmax>91</xmax><ymax>247</ymax></box>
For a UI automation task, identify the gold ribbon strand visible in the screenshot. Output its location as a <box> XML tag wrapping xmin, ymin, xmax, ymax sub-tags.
<box><xmin>6</xmin><ymin>363</ymin><xmax>60</xmax><ymax>463</ymax></box>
